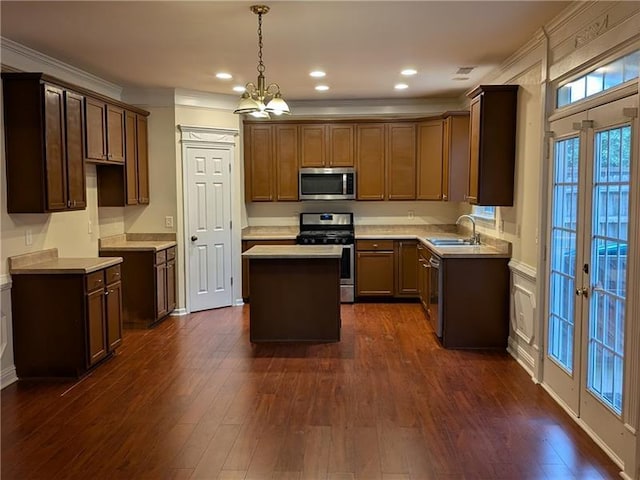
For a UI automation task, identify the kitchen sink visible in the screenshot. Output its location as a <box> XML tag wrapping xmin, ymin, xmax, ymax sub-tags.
<box><xmin>426</xmin><ymin>237</ymin><xmax>476</xmax><ymax>246</ymax></box>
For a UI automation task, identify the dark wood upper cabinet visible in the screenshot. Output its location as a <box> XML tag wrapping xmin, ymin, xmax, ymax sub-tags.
<box><xmin>2</xmin><ymin>73</ymin><xmax>87</xmax><ymax>213</ymax></box>
<box><xmin>356</xmin><ymin>124</ymin><xmax>386</xmax><ymax>200</ymax></box>
<box><xmin>96</xmin><ymin>111</ymin><xmax>150</xmax><ymax>207</ymax></box>
<box><xmin>417</xmin><ymin>119</ymin><xmax>444</xmax><ymax>200</ymax></box>
<box><xmin>299</xmin><ymin>124</ymin><xmax>354</xmax><ymax>168</ymax></box>
<box><xmin>467</xmin><ymin>85</ymin><xmax>519</xmax><ymax>206</ymax></box>
<box><xmin>328</xmin><ymin>124</ymin><xmax>354</xmax><ymax>167</ymax></box>
<box><xmin>386</xmin><ymin>123</ymin><xmax>417</xmax><ymax>200</ymax></box>
<box><xmin>85</xmin><ymin>97</ymin><xmax>125</xmax><ymax>164</ymax></box>
<box><xmin>299</xmin><ymin>125</ymin><xmax>326</xmax><ymax>167</ymax></box>
<box><xmin>442</xmin><ymin>112</ymin><xmax>470</xmax><ymax>203</ymax></box>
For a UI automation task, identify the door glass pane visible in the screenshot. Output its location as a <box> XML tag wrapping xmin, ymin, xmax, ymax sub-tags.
<box><xmin>547</xmin><ymin>136</ymin><xmax>580</xmax><ymax>373</ymax></box>
<box><xmin>588</xmin><ymin>125</ymin><xmax>631</xmax><ymax>414</ymax></box>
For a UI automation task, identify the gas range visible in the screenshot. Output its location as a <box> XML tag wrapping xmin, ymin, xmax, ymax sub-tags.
<box><xmin>295</xmin><ymin>213</ymin><xmax>355</xmax><ymax>303</ymax></box>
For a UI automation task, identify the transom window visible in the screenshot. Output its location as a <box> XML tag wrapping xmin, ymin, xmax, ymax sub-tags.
<box><xmin>557</xmin><ymin>50</ymin><xmax>639</xmax><ymax>108</ymax></box>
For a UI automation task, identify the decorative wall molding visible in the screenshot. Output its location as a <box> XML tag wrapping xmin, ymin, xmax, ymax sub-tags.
<box><xmin>508</xmin><ymin>259</ymin><xmax>537</xmax><ymax>283</ymax></box>
<box><xmin>1</xmin><ymin>37</ymin><xmax>122</xmax><ymax>99</ymax></box>
<box><xmin>574</xmin><ymin>14</ymin><xmax>610</xmax><ymax>48</ymax></box>
<box><xmin>178</xmin><ymin>125</ymin><xmax>238</xmax><ymax>145</ymax></box>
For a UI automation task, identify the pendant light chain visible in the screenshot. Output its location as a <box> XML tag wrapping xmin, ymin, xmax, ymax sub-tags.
<box><xmin>257</xmin><ymin>11</ymin><xmax>265</xmax><ymax>75</ymax></box>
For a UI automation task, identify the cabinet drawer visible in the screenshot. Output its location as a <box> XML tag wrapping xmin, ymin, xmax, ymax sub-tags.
<box><xmin>86</xmin><ymin>270</ymin><xmax>105</xmax><ymax>292</ymax></box>
<box><xmin>105</xmin><ymin>264</ymin><xmax>121</xmax><ymax>284</ymax></box>
<box><xmin>356</xmin><ymin>239</ymin><xmax>394</xmax><ymax>251</ymax></box>
<box><xmin>166</xmin><ymin>247</ymin><xmax>176</xmax><ymax>261</ymax></box>
<box><xmin>155</xmin><ymin>250</ymin><xmax>167</xmax><ymax>264</ymax></box>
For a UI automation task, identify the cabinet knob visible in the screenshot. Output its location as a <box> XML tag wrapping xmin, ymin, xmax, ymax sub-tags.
<box><xmin>191</xmin><ymin>235</ymin><xmax>198</xmax><ymax>242</ymax></box>
<box><xmin>373</xmin><ymin>244</ymin><xmax>378</xmax><ymax>248</ymax></box>
<box><xmin>443</xmin><ymin>194</ymin><xmax>447</xmax><ymax>200</ymax></box>
<box><xmin>104</xmin><ymin>290</ymin><xmax>109</xmax><ymax>296</ymax></box>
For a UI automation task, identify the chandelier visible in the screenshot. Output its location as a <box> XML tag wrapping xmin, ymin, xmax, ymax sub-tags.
<box><xmin>233</xmin><ymin>5</ymin><xmax>290</xmax><ymax>118</ymax></box>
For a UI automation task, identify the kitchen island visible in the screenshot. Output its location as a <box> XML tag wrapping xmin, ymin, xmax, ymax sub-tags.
<box><xmin>242</xmin><ymin>245</ymin><xmax>342</xmax><ymax>342</ymax></box>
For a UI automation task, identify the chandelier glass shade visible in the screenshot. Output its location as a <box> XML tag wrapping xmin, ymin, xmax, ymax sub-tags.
<box><xmin>234</xmin><ymin>5</ymin><xmax>290</xmax><ymax>117</ymax></box>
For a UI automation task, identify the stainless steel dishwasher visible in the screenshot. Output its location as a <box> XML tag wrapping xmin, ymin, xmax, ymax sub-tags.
<box><xmin>428</xmin><ymin>253</ymin><xmax>443</xmax><ymax>337</ymax></box>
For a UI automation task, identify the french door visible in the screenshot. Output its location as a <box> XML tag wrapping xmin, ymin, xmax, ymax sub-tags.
<box><xmin>545</xmin><ymin>94</ymin><xmax>637</xmax><ymax>457</ymax></box>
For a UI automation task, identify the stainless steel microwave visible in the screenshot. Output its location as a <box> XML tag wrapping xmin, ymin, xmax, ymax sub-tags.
<box><xmin>299</xmin><ymin>168</ymin><xmax>356</xmax><ymax>200</ymax></box>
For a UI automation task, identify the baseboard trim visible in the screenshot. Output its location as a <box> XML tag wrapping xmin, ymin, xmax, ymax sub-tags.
<box><xmin>540</xmin><ymin>382</ymin><xmax>626</xmax><ymax>474</ymax></box>
<box><xmin>234</xmin><ymin>299</ymin><xmax>245</xmax><ymax>307</ymax></box>
<box><xmin>1</xmin><ymin>366</ymin><xmax>18</xmax><ymax>389</ymax></box>
<box><xmin>170</xmin><ymin>308</ymin><xmax>188</xmax><ymax>317</ymax></box>
<box><xmin>507</xmin><ymin>336</ymin><xmax>536</xmax><ymax>379</ymax></box>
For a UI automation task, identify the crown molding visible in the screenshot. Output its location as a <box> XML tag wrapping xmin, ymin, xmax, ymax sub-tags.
<box><xmin>0</xmin><ymin>37</ymin><xmax>122</xmax><ymax>99</ymax></box>
<box><xmin>174</xmin><ymin>88</ymin><xmax>239</xmax><ymax>111</ymax></box>
<box><xmin>544</xmin><ymin>1</ymin><xmax>599</xmax><ymax>37</ymax></box>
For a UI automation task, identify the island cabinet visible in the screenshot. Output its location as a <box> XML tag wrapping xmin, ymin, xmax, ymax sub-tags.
<box><xmin>10</xmin><ymin>262</ymin><xmax>123</xmax><ymax>379</ymax></box>
<box><xmin>467</xmin><ymin>85</ymin><xmax>519</xmax><ymax>206</ymax></box>
<box><xmin>84</xmin><ymin>97</ymin><xmax>125</xmax><ymax>164</ymax></box>
<box><xmin>244</xmin><ymin>123</ymin><xmax>299</xmax><ymax>201</ymax></box>
<box><xmin>300</xmin><ymin>124</ymin><xmax>354</xmax><ymax>167</ymax></box>
<box><xmin>98</xmin><ymin>246</ymin><xmax>176</xmax><ymax>327</ymax></box>
<box><xmin>355</xmin><ymin>240</ymin><xmax>395</xmax><ymax>296</ymax></box>
<box><xmin>96</xmin><ymin>111</ymin><xmax>150</xmax><ymax>206</ymax></box>
<box><xmin>2</xmin><ymin>73</ymin><xmax>87</xmax><ymax>213</ymax></box>
<box><xmin>242</xmin><ymin>239</ymin><xmax>297</xmax><ymax>301</ymax></box>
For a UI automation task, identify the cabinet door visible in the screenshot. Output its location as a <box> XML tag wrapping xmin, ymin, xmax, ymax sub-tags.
<box><xmin>274</xmin><ymin>125</ymin><xmax>298</xmax><ymax>201</ymax></box>
<box><xmin>356</xmin><ymin>124</ymin><xmax>386</xmax><ymax>200</ymax></box>
<box><xmin>85</xmin><ymin>97</ymin><xmax>107</xmax><ymax>161</ymax></box>
<box><xmin>106</xmin><ymin>105</ymin><xmax>125</xmax><ymax>163</ymax></box>
<box><xmin>418</xmin><ymin>251</ymin><xmax>429</xmax><ymax>311</ymax></box>
<box><xmin>356</xmin><ymin>251</ymin><xmax>394</xmax><ymax>296</ymax></box>
<box><xmin>328</xmin><ymin>124</ymin><xmax>354</xmax><ymax>167</ymax></box>
<box><xmin>299</xmin><ymin>125</ymin><xmax>326</xmax><ymax>167</ymax></box>
<box><xmin>106</xmin><ymin>281</ymin><xmax>123</xmax><ymax>351</ymax></box>
<box><xmin>467</xmin><ymin>95</ymin><xmax>481</xmax><ymax>204</ymax></box>
<box><xmin>156</xmin><ymin>262</ymin><xmax>168</xmax><ymax>319</ymax></box>
<box><xmin>43</xmin><ymin>84</ymin><xmax>67</xmax><ymax>211</ymax></box>
<box><xmin>124</xmin><ymin>111</ymin><xmax>139</xmax><ymax>205</ymax></box>
<box><xmin>244</xmin><ymin>124</ymin><xmax>274</xmax><ymax>201</ymax></box>
<box><xmin>444</xmin><ymin>114</ymin><xmax>470</xmax><ymax>203</ymax></box>
<box><xmin>416</xmin><ymin>120</ymin><xmax>443</xmax><ymax>200</ymax></box>
<box><xmin>387</xmin><ymin>123</ymin><xmax>417</xmax><ymax>200</ymax></box>
<box><xmin>242</xmin><ymin>239</ymin><xmax>297</xmax><ymax>300</ymax></box>
<box><xmin>64</xmin><ymin>91</ymin><xmax>87</xmax><ymax>210</ymax></box>
<box><xmin>396</xmin><ymin>240</ymin><xmax>418</xmax><ymax>296</ymax></box>
<box><xmin>136</xmin><ymin>115</ymin><xmax>150</xmax><ymax>204</ymax></box>
<box><xmin>87</xmin><ymin>288</ymin><xmax>107</xmax><ymax>366</ymax></box>
<box><xmin>166</xmin><ymin>259</ymin><xmax>176</xmax><ymax>313</ymax></box>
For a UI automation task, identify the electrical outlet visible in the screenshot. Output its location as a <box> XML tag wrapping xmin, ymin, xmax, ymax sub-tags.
<box><xmin>165</xmin><ymin>216</ymin><xmax>174</xmax><ymax>228</ymax></box>
<box><xmin>25</xmin><ymin>229</ymin><xmax>32</xmax><ymax>246</ymax></box>
<box><xmin>408</xmin><ymin>210</ymin><xmax>414</xmax><ymax>219</ymax></box>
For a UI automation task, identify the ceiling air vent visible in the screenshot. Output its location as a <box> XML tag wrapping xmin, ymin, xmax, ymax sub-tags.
<box><xmin>456</xmin><ymin>66</ymin><xmax>475</xmax><ymax>75</ymax></box>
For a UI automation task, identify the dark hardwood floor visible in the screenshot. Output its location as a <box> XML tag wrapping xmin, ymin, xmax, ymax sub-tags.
<box><xmin>2</xmin><ymin>304</ymin><xmax>620</xmax><ymax>480</ymax></box>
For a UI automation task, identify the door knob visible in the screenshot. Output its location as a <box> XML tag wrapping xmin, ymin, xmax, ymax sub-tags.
<box><xmin>575</xmin><ymin>287</ymin><xmax>589</xmax><ymax>297</ymax></box>
<box><xmin>191</xmin><ymin>235</ymin><xmax>198</xmax><ymax>242</ymax></box>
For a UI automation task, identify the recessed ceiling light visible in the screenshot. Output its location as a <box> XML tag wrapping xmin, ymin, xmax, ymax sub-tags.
<box><xmin>401</xmin><ymin>69</ymin><xmax>417</xmax><ymax>76</ymax></box>
<box><xmin>233</xmin><ymin>85</ymin><xmax>246</xmax><ymax>93</ymax></box>
<box><xmin>453</xmin><ymin>77</ymin><xmax>470</xmax><ymax>81</ymax></box>
<box><xmin>310</xmin><ymin>70</ymin><xmax>326</xmax><ymax>78</ymax></box>
<box><xmin>315</xmin><ymin>85</ymin><xmax>330</xmax><ymax>91</ymax></box>
<box><xmin>456</xmin><ymin>66</ymin><xmax>475</xmax><ymax>75</ymax></box>
<box><xmin>394</xmin><ymin>83</ymin><xmax>409</xmax><ymax>90</ymax></box>
<box><xmin>216</xmin><ymin>72</ymin><xmax>232</xmax><ymax>80</ymax></box>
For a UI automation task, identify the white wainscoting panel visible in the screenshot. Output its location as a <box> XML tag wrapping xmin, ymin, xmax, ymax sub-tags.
<box><xmin>1</xmin><ymin>274</ymin><xmax>18</xmax><ymax>388</ymax></box>
<box><xmin>508</xmin><ymin>260</ymin><xmax>538</xmax><ymax>378</ymax></box>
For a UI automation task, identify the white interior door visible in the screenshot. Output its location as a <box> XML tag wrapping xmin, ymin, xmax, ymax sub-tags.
<box><xmin>186</xmin><ymin>145</ymin><xmax>233</xmax><ymax>312</ymax></box>
<box><xmin>545</xmin><ymin>94</ymin><xmax>637</xmax><ymax>460</ymax></box>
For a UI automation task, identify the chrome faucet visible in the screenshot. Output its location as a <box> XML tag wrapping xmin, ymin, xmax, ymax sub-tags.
<box><xmin>456</xmin><ymin>214</ymin><xmax>480</xmax><ymax>245</ymax></box>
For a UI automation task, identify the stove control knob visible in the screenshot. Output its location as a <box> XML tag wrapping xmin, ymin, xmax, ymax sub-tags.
<box><xmin>323</xmin><ymin>238</ymin><xmax>328</xmax><ymax>244</ymax></box>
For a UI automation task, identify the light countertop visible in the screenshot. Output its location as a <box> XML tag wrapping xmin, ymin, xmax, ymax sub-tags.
<box><xmin>242</xmin><ymin>245</ymin><xmax>343</xmax><ymax>259</ymax></box>
<box><xmin>9</xmin><ymin>249</ymin><xmax>122</xmax><ymax>275</ymax></box>
<box><xmin>99</xmin><ymin>233</ymin><xmax>177</xmax><ymax>252</ymax></box>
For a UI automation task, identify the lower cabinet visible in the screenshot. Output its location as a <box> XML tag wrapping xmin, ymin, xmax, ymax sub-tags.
<box><xmin>417</xmin><ymin>242</ymin><xmax>430</xmax><ymax>310</ymax></box>
<box><xmin>242</xmin><ymin>239</ymin><xmax>297</xmax><ymax>301</ymax></box>
<box><xmin>395</xmin><ymin>240</ymin><xmax>418</xmax><ymax>297</ymax></box>
<box><xmin>99</xmin><ymin>246</ymin><xmax>176</xmax><ymax>328</ymax></box>
<box><xmin>355</xmin><ymin>240</ymin><xmax>395</xmax><ymax>297</ymax></box>
<box><xmin>11</xmin><ymin>263</ymin><xmax>123</xmax><ymax>378</ymax></box>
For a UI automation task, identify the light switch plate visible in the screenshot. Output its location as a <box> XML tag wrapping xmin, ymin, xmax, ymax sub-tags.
<box><xmin>165</xmin><ymin>216</ymin><xmax>174</xmax><ymax>228</ymax></box>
